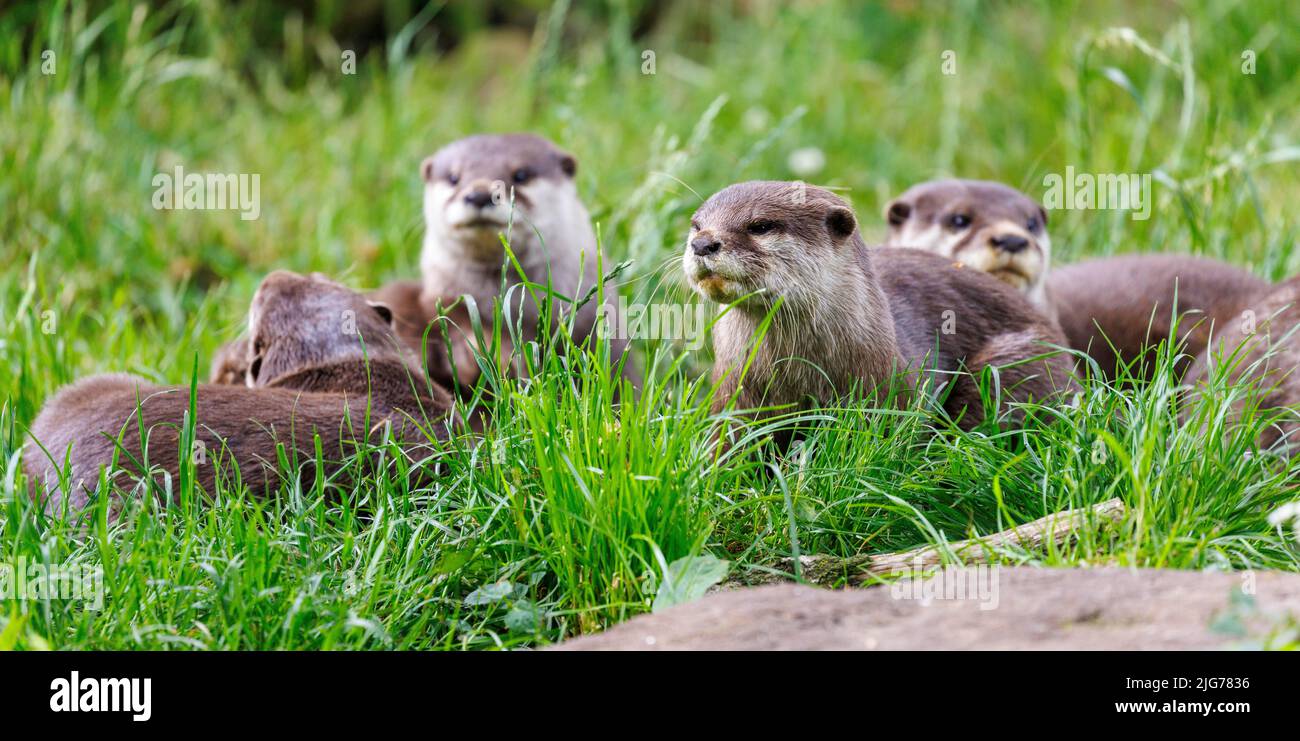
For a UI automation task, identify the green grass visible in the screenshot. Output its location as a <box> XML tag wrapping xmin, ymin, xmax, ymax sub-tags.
<box><xmin>2</xmin><ymin>0</ymin><xmax>1299</xmax><ymax>649</ymax></box>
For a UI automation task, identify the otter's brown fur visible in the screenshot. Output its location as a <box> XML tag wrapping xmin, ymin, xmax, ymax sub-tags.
<box><xmin>209</xmin><ymin>336</ymin><xmax>250</xmax><ymax>385</ymax></box>
<box><xmin>1185</xmin><ymin>277</ymin><xmax>1300</xmax><ymax>451</ymax></box>
<box><xmin>684</xmin><ymin>181</ymin><xmax>1074</xmax><ymax>433</ymax></box>
<box><xmin>365</xmin><ymin>278</ymin><xmax>512</xmax><ymax>392</ymax></box>
<box><xmin>26</xmin><ymin>272</ymin><xmax>454</xmax><ymax>514</ymax></box>
<box><xmin>1048</xmin><ymin>255</ymin><xmax>1267</xmax><ymax>380</ymax></box>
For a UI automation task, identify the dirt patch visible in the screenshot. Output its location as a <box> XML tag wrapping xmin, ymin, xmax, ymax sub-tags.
<box><xmin>553</xmin><ymin>567</ymin><xmax>1300</xmax><ymax>650</ymax></box>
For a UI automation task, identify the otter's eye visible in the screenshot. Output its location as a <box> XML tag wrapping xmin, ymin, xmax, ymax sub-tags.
<box><xmin>746</xmin><ymin>220</ymin><xmax>779</xmax><ymax>236</ymax></box>
<box><xmin>1026</xmin><ymin>216</ymin><xmax>1039</xmax><ymax>232</ymax></box>
<box><xmin>948</xmin><ymin>214</ymin><xmax>972</xmax><ymax>229</ymax></box>
<box><xmin>448</xmin><ymin>173</ymin><xmax>460</xmax><ymax>186</ymax></box>
<box><xmin>690</xmin><ymin>221</ymin><xmax>701</xmax><ymax>232</ymax></box>
<box><xmin>512</xmin><ymin>168</ymin><xmax>532</xmax><ymax>184</ymax></box>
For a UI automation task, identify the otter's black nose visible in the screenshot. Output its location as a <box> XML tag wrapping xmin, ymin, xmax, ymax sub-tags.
<box><xmin>464</xmin><ymin>189</ymin><xmax>494</xmax><ymax>209</ymax></box>
<box><xmin>991</xmin><ymin>235</ymin><xmax>1029</xmax><ymax>253</ymax></box>
<box><xmin>691</xmin><ymin>236</ymin><xmax>722</xmax><ymax>257</ymax></box>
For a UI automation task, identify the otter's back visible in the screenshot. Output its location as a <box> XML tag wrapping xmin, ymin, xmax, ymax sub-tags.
<box><xmin>1047</xmin><ymin>254</ymin><xmax>1267</xmax><ymax>378</ymax></box>
<box><xmin>870</xmin><ymin>247</ymin><xmax>1061</xmax><ymax>369</ymax></box>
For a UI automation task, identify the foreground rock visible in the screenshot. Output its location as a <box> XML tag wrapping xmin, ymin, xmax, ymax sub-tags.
<box><xmin>554</xmin><ymin>567</ymin><xmax>1300</xmax><ymax>650</ymax></box>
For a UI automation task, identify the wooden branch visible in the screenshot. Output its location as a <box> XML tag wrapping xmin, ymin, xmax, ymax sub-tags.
<box><xmin>724</xmin><ymin>497</ymin><xmax>1126</xmax><ymax>588</ymax></box>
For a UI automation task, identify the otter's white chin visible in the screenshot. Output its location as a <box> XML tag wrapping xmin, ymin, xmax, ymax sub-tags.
<box><xmin>689</xmin><ymin>275</ymin><xmax>744</xmax><ymax>303</ymax></box>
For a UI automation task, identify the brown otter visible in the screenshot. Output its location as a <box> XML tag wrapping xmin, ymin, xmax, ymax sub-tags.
<box><xmin>883</xmin><ymin>179</ymin><xmax>1268</xmax><ymax>380</ymax></box>
<box><xmin>883</xmin><ymin>179</ymin><xmax>1056</xmax><ymax>325</ymax></box>
<box><xmin>26</xmin><ymin>271</ymin><xmax>454</xmax><ymax>515</ymax></box>
<box><xmin>1185</xmin><ymin>276</ymin><xmax>1300</xmax><ymax>451</ymax></box>
<box><xmin>684</xmin><ymin>181</ymin><xmax>1075</xmax><ymax>434</ymax></box>
<box><xmin>394</xmin><ymin>132</ymin><xmax>632</xmax><ymax>388</ymax></box>
<box><xmin>207</xmin><ymin>286</ymin><xmax>484</xmax><ymax>391</ymax></box>
<box><xmin>1049</xmin><ymin>255</ymin><xmax>1267</xmax><ymax>380</ymax></box>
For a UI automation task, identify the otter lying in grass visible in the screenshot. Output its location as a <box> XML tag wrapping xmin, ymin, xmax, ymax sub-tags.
<box><xmin>26</xmin><ymin>271</ymin><xmax>454</xmax><ymax>515</ymax></box>
<box><xmin>1185</xmin><ymin>276</ymin><xmax>1300</xmax><ymax>452</ymax></box>
<box><xmin>884</xmin><ymin>178</ymin><xmax>1268</xmax><ymax>380</ymax></box>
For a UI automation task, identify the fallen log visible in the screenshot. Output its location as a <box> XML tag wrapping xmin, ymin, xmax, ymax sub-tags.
<box><xmin>723</xmin><ymin>497</ymin><xmax>1126</xmax><ymax>588</ymax></box>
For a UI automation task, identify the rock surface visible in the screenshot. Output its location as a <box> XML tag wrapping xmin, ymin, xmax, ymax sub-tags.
<box><xmin>553</xmin><ymin>567</ymin><xmax>1300</xmax><ymax>650</ymax></box>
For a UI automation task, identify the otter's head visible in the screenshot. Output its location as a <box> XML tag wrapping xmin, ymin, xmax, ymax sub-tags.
<box><xmin>245</xmin><ymin>271</ymin><xmax>414</xmax><ymax>387</ymax></box>
<box><xmin>420</xmin><ymin>133</ymin><xmax>581</xmax><ymax>263</ymax></box>
<box><xmin>883</xmin><ymin>179</ymin><xmax>1050</xmax><ymax>295</ymax></box>
<box><xmin>683</xmin><ymin>181</ymin><xmax>861</xmax><ymax>312</ymax></box>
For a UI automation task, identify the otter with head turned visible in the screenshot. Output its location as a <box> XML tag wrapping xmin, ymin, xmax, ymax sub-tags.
<box><xmin>26</xmin><ymin>271</ymin><xmax>454</xmax><ymax>515</ymax></box>
<box><xmin>208</xmin><ymin>283</ymin><xmax>487</xmax><ymax>392</ymax></box>
<box><xmin>683</xmin><ymin>181</ymin><xmax>1074</xmax><ymax>436</ymax></box>
<box><xmin>883</xmin><ymin>178</ymin><xmax>1268</xmax><ymax>380</ymax></box>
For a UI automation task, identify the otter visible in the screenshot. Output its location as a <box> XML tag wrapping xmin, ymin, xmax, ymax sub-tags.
<box><xmin>210</xmin><ymin>282</ymin><xmax>498</xmax><ymax>396</ymax></box>
<box><xmin>26</xmin><ymin>271</ymin><xmax>454</xmax><ymax>515</ymax></box>
<box><xmin>382</xmin><ymin>132</ymin><xmax>633</xmax><ymax>388</ymax></box>
<box><xmin>883</xmin><ymin>179</ymin><xmax>1056</xmax><ymax>325</ymax></box>
<box><xmin>1049</xmin><ymin>255</ymin><xmax>1267</xmax><ymax>380</ymax></box>
<box><xmin>1185</xmin><ymin>276</ymin><xmax>1300</xmax><ymax>451</ymax></box>
<box><xmin>208</xmin><ymin>284</ymin><xmax>485</xmax><ymax>392</ymax></box>
<box><xmin>883</xmin><ymin>178</ymin><xmax>1268</xmax><ymax>380</ymax></box>
<box><xmin>684</xmin><ymin>181</ymin><xmax>1075</xmax><ymax>435</ymax></box>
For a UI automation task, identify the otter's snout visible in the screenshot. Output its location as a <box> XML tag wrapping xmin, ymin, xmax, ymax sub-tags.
<box><xmin>463</xmin><ymin>188</ymin><xmax>494</xmax><ymax>209</ymax></box>
<box><xmin>991</xmin><ymin>234</ymin><xmax>1030</xmax><ymax>254</ymax></box>
<box><xmin>690</xmin><ymin>235</ymin><xmax>721</xmax><ymax>257</ymax></box>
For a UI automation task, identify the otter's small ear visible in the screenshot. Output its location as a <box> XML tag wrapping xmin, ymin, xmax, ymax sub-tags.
<box><xmin>1038</xmin><ymin>204</ymin><xmax>1049</xmax><ymax>227</ymax></box>
<box><xmin>826</xmin><ymin>206</ymin><xmax>857</xmax><ymax>241</ymax></box>
<box><xmin>247</xmin><ymin>356</ymin><xmax>262</xmax><ymax>387</ymax></box>
<box><xmin>558</xmin><ymin>153</ymin><xmax>577</xmax><ymax>178</ymax></box>
<box><xmin>420</xmin><ymin>156</ymin><xmax>436</xmax><ymax>183</ymax></box>
<box><xmin>367</xmin><ymin>301</ymin><xmax>395</xmax><ymax>326</ymax></box>
<box><xmin>886</xmin><ymin>200</ymin><xmax>911</xmax><ymax>227</ymax></box>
